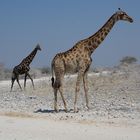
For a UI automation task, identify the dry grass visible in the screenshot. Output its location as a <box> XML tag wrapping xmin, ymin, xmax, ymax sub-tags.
<box><xmin>0</xmin><ymin>112</ymin><xmax>34</xmax><ymax>118</ymax></box>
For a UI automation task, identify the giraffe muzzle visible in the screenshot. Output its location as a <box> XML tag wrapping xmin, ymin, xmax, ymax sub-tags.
<box><xmin>129</xmin><ymin>17</ymin><xmax>133</xmax><ymax>23</ymax></box>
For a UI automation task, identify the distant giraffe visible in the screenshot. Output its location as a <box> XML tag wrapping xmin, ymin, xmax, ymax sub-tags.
<box><xmin>11</xmin><ymin>44</ymin><xmax>41</xmax><ymax>91</ymax></box>
<box><xmin>51</xmin><ymin>9</ymin><xmax>133</xmax><ymax>112</ymax></box>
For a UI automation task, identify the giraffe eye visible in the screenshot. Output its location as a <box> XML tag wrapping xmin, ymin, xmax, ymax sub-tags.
<box><xmin>119</xmin><ymin>12</ymin><xmax>124</xmax><ymax>16</ymax></box>
<box><xmin>120</xmin><ymin>13</ymin><xmax>125</xmax><ymax>19</ymax></box>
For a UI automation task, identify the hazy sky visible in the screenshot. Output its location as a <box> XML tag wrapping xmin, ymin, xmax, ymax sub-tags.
<box><xmin>0</xmin><ymin>0</ymin><xmax>139</xmax><ymax>68</ymax></box>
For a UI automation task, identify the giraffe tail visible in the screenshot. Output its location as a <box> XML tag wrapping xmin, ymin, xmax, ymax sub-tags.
<box><xmin>51</xmin><ymin>61</ymin><xmax>61</xmax><ymax>88</ymax></box>
<box><xmin>51</xmin><ymin>77</ymin><xmax>55</xmax><ymax>87</ymax></box>
<box><xmin>51</xmin><ymin>62</ymin><xmax>55</xmax><ymax>87</ymax></box>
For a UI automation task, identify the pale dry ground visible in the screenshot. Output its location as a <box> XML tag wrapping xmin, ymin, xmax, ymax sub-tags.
<box><xmin>0</xmin><ymin>115</ymin><xmax>140</xmax><ymax>140</ymax></box>
<box><xmin>0</xmin><ymin>64</ymin><xmax>140</xmax><ymax>140</ymax></box>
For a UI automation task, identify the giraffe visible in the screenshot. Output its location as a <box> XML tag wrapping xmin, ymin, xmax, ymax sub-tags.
<box><xmin>10</xmin><ymin>44</ymin><xmax>41</xmax><ymax>91</ymax></box>
<box><xmin>51</xmin><ymin>9</ymin><xmax>133</xmax><ymax>112</ymax></box>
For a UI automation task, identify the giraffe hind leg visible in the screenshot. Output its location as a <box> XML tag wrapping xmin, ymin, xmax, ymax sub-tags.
<box><xmin>54</xmin><ymin>88</ymin><xmax>59</xmax><ymax>112</ymax></box>
<box><xmin>52</xmin><ymin>78</ymin><xmax>61</xmax><ymax>112</ymax></box>
<box><xmin>53</xmin><ymin>78</ymin><xmax>61</xmax><ymax>89</ymax></box>
<box><xmin>10</xmin><ymin>78</ymin><xmax>16</xmax><ymax>92</ymax></box>
<box><xmin>59</xmin><ymin>84</ymin><xmax>68</xmax><ymax>112</ymax></box>
<box><xmin>53</xmin><ymin>75</ymin><xmax>67</xmax><ymax>112</ymax></box>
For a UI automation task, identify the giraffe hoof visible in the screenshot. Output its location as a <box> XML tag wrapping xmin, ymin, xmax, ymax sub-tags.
<box><xmin>86</xmin><ymin>105</ymin><xmax>90</xmax><ymax>110</ymax></box>
<box><xmin>54</xmin><ymin>109</ymin><xmax>59</xmax><ymax>113</ymax></box>
<box><xmin>74</xmin><ymin>110</ymin><xmax>79</xmax><ymax>113</ymax></box>
<box><xmin>74</xmin><ymin>108</ymin><xmax>79</xmax><ymax>113</ymax></box>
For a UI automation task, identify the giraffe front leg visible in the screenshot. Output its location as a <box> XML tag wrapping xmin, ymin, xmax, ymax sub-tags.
<box><xmin>83</xmin><ymin>72</ymin><xmax>89</xmax><ymax>110</ymax></box>
<box><xmin>27</xmin><ymin>73</ymin><xmax>35</xmax><ymax>90</ymax></box>
<box><xmin>24</xmin><ymin>74</ymin><xmax>27</xmax><ymax>90</ymax></box>
<box><xmin>74</xmin><ymin>86</ymin><xmax>79</xmax><ymax>113</ymax></box>
<box><xmin>74</xmin><ymin>73</ymin><xmax>82</xmax><ymax>113</ymax></box>
<box><xmin>16</xmin><ymin>77</ymin><xmax>22</xmax><ymax>91</ymax></box>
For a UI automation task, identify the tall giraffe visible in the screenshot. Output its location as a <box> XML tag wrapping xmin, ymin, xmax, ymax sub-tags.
<box><xmin>51</xmin><ymin>9</ymin><xmax>133</xmax><ymax>112</ymax></box>
<box><xmin>11</xmin><ymin>44</ymin><xmax>41</xmax><ymax>91</ymax></box>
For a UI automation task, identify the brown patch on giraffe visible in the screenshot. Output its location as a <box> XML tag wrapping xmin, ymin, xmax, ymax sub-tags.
<box><xmin>88</xmin><ymin>41</ymin><xmax>91</xmax><ymax>46</ymax></box>
<box><xmin>101</xmin><ymin>37</ymin><xmax>104</xmax><ymax>41</ymax></box>
<box><xmin>97</xmin><ymin>40</ymin><xmax>101</xmax><ymax>45</ymax></box>
<box><xmin>101</xmin><ymin>32</ymin><xmax>104</xmax><ymax>36</ymax></box>
<box><xmin>104</xmin><ymin>32</ymin><xmax>108</xmax><ymax>36</ymax></box>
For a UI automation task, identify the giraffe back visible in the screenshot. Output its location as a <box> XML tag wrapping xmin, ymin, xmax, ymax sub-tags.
<box><xmin>52</xmin><ymin>41</ymin><xmax>92</xmax><ymax>75</ymax></box>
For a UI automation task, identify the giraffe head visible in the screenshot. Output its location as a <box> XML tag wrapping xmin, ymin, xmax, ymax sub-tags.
<box><xmin>35</xmin><ymin>44</ymin><xmax>41</xmax><ymax>51</ymax></box>
<box><xmin>115</xmin><ymin>8</ymin><xmax>133</xmax><ymax>23</ymax></box>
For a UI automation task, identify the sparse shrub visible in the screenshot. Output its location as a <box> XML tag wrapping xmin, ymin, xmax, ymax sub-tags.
<box><xmin>90</xmin><ymin>67</ymin><xmax>99</xmax><ymax>73</ymax></box>
<box><xmin>4</xmin><ymin>68</ymin><xmax>12</xmax><ymax>79</ymax></box>
<box><xmin>29</xmin><ymin>68</ymin><xmax>42</xmax><ymax>78</ymax></box>
<box><xmin>0</xmin><ymin>63</ymin><xmax>5</xmax><ymax>80</ymax></box>
<box><xmin>39</xmin><ymin>67</ymin><xmax>51</xmax><ymax>74</ymax></box>
<box><xmin>120</xmin><ymin>56</ymin><xmax>137</xmax><ymax>65</ymax></box>
<box><xmin>0</xmin><ymin>63</ymin><xmax>12</xmax><ymax>80</ymax></box>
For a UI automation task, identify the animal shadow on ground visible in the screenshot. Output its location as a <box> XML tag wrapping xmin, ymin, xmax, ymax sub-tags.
<box><xmin>34</xmin><ymin>109</ymin><xmax>73</xmax><ymax>113</ymax></box>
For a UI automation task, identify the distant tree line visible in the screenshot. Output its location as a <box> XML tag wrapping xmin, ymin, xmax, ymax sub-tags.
<box><xmin>0</xmin><ymin>63</ymin><xmax>51</xmax><ymax>80</ymax></box>
<box><xmin>0</xmin><ymin>56</ymin><xmax>138</xmax><ymax>80</ymax></box>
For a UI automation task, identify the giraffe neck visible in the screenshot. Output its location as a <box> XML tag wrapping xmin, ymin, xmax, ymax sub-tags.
<box><xmin>22</xmin><ymin>48</ymin><xmax>38</xmax><ymax>66</ymax></box>
<box><xmin>87</xmin><ymin>13</ymin><xmax>118</xmax><ymax>53</ymax></box>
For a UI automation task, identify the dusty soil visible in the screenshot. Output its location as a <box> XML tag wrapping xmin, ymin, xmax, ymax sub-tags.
<box><xmin>0</xmin><ymin>64</ymin><xmax>140</xmax><ymax>140</ymax></box>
